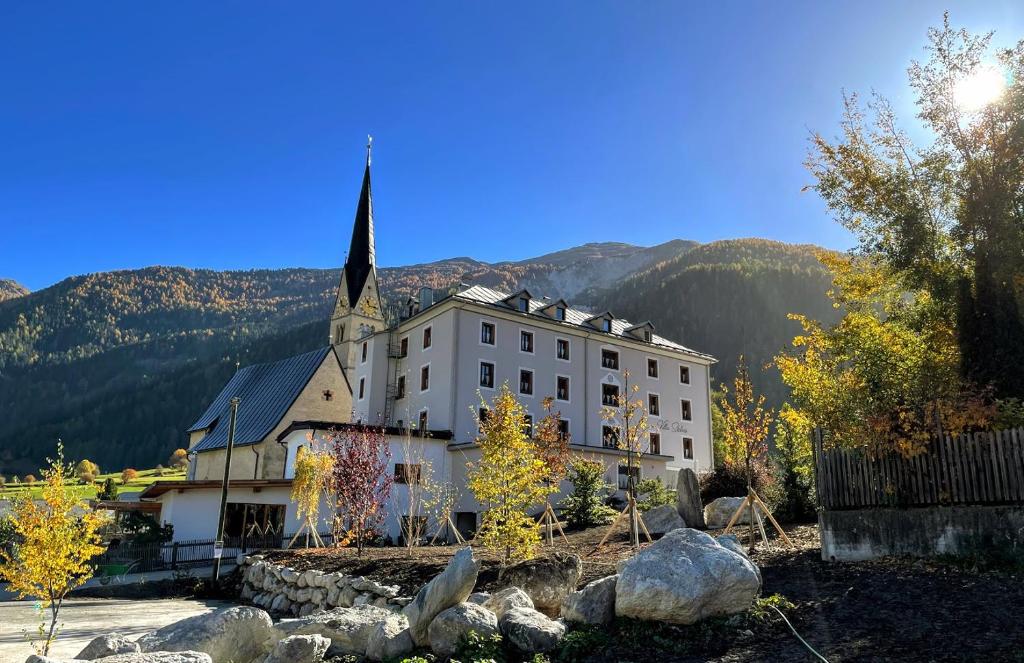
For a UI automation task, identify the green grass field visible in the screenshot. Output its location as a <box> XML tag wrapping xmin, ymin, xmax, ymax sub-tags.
<box><xmin>0</xmin><ymin>466</ymin><xmax>187</xmax><ymax>501</ymax></box>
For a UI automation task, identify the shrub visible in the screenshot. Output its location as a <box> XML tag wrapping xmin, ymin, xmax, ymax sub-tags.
<box><xmin>97</xmin><ymin>477</ymin><xmax>118</xmax><ymax>501</ymax></box>
<box><xmin>168</xmin><ymin>448</ymin><xmax>190</xmax><ymax>469</ymax></box>
<box><xmin>636</xmin><ymin>477</ymin><xmax>676</xmax><ymax>512</ymax></box>
<box><xmin>121</xmin><ymin>468</ymin><xmax>139</xmax><ymax>484</ymax></box>
<box><xmin>559</xmin><ymin>458</ymin><xmax>616</xmax><ymax>529</ymax></box>
<box><xmin>771</xmin><ymin>409</ymin><xmax>816</xmax><ymax>522</ymax></box>
<box><xmin>23</xmin><ymin>474</ymin><xmax>37</xmax><ymax>485</ymax></box>
<box><xmin>454</xmin><ymin>631</ymin><xmax>505</xmax><ymax>663</ymax></box>
<box><xmin>699</xmin><ymin>460</ymin><xmax>781</xmax><ymax>507</ymax></box>
<box><xmin>74</xmin><ymin>460</ymin><xmax>100</xmax><ymax>483</ymax></box>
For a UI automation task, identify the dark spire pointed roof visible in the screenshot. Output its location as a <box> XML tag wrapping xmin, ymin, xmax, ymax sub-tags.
<box><xmin>343</xmin><ymin>138</ymin><xmax>375</xmax><ymax>305</ymax></box>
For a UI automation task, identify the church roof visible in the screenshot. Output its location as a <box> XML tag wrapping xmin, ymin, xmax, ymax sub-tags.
<box><xmin>342</xmin><ymin>148</ymin><xmax>375</xmax><ymax>306</ymax></box>
<box><xmin>189</xmin><ymin>346</ymin><xmax>339</xmax><ymax>453</ymax></box>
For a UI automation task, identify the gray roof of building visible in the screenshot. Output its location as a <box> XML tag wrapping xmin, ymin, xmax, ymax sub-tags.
<box><xmin>189</xmin><ymin>346</ymin><xmax>339</xmax><ymax>453</ymax></box>
<box><xmin>449</xmin><ymin>285</ymin><xmax>714</xmax><ymax>360</ymax></box>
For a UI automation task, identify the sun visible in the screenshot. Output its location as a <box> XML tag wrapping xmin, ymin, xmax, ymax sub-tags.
<box><xmin>953</xmin><ymin>64</ymin><xmax>1006</xmax><ymax>112</ymax></box>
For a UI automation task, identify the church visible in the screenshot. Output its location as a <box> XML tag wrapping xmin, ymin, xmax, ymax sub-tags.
<box><xmin>141</xmin><ymin>144</ymin><xmax>716</xmax><ymax>544</ymax></box>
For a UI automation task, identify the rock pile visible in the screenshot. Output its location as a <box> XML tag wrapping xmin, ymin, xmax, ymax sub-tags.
<box><xmin>35</xmin><ymin>527</ymin><xmax>764</xmax><ymax>663</ymax></box>
<box><xmin>238</xmin><ymin>556</ymin><xmax>411</xmax><ymax>617</ymax></box>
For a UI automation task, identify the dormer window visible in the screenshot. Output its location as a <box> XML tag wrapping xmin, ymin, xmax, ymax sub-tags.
<box><xmin>626</xmin><ymin>321</ymin><xmax>656</xmax><ymax>342</ymax></box>
<box><xmin>505</xmin><ymin>289</ymin><xmax>533</xmax><ymax>314</ymax></box>
<box><xmin>587</xmin><ymin>312</ymin><xmax>614</xmax><ymax>333</ymax></box>
<box><xmin>544</xmin><ymin>299</ymin><xmax>569</xmax><ymax>321</ymax></box>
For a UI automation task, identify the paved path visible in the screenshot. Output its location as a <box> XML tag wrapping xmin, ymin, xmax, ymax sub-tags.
<box><xmin>0</xmin><ymin>598</ymin><xmax>230</xmax><ymax>663</ymax></box>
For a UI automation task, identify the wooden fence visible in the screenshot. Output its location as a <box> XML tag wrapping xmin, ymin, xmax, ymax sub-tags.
<box><xmin>813</xmin><ymin>427</ymin><xmax>1024</xmax><ymax>510</ymax></box>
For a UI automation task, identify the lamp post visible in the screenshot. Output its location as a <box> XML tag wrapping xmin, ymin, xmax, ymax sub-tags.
<box><xmin>212</xmin><ymin>396</ymin><xmax>240</xmax><ymax>581</ymax></box>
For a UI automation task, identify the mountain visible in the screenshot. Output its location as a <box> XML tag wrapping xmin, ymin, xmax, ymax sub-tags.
<box><xmin>0</xmin><ymin>279</ymin><xmax>29</xmax><ymax>303</ymax></box>
<box><xmin>589</xmin><ymin>239</ymin><xmax>840</xmax><ymax>406</ymax></box>
<box><xmin>0</xmin><ymin>239</ymin><xmax>834</xmax><ymax>474</ymax></box>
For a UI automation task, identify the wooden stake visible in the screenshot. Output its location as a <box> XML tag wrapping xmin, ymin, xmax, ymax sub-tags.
<box><xmin>752</xmin><ymin>491</ymin><xmax>794</xmax><ymax>547</ymax></box>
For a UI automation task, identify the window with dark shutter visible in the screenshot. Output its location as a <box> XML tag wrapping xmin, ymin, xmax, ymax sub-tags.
<box><xmin>520</xmin><ymin>330</ymin><xmax>534</xmax><ymax>353</ymax></box>
<box><xmin>519</xmin><ymin>369</ymin><xmax>533</xmax><ymax>395</ymax></box>
<box><xmin>480</xmin><ymin>362</ymin><xmax>495</xmax><ymax>388</ymax></box>
<box><xmin>481</xmin><ymin>322</ymin><xmax>495</xmax><ymax>345</ymax></box>
<box><xmin>556</xmin><ymin>376</ymin><xmax>570</xmax><ymax>401</ymax></box>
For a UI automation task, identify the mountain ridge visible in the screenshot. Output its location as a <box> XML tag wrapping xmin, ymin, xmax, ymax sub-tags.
<box><xmin>0</xmin><ymin>237</ymin><xmax>835</xmax><ymax>474</ymax></box>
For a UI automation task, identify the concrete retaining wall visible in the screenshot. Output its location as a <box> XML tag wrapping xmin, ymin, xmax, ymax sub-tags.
<box><xmin>819</xmin><ymin>505</ymin><xmax>1024</xmax><ymax>562</ymax></box>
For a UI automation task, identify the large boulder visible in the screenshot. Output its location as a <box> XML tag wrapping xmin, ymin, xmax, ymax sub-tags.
<box><xmin>560</xmin><ymin>575</ymin><xmax>616</xmax><ymax>625</ymax></box>
<box><xmin>498</xmin><ymin>607</ymin><xmax>566</xmax><ymax>654</ymax></box>
<box><xmin>402</xmin><ymin>547</ymin><xmax>480</xmax><ymax>646</ymax></box>
<box><xmin>676</xmin><ymin>468</ymin><xmax>706</xmax><ymax>528</ymax></box>
<box><xmin>615</xmin><ymin>528</ymin><xmax>760</xmax><ymax>624</ymax></box>
<box><xmin>76</xmin><ymin>633</ymin><xmax>140</xmax><ymax>659</ymax></box>
<box><xmin>482</xmin><ymin>587</ymin><xmax>533</xmax><ymax>618</ymax></box>
<box><xmin>498</xmin><ymin>552</ymin><xmax>582</xmax><ymax>615</ymax></box>
<box><xmin>642</xmin><ymin>504</ymin><xmax>686</xmax><ymax>535</ymax></box>
<box><xmin>274</xmin><ymin>604</ymin><xmax>392</xmax><ymax>656</ymax></box>
<box><xmin>704</xmin><ymin>496</ymin><xmax>749</xmax><ymax>529</ymax></box>
<box><xmin>136</xmin><ymin>606</ymin><xmax>274</xmax><ymax>663</ymax></box>
<box><xmin>427</xmin><ymin>602</ymin><xmax>500</xmax><ymax>657</ymax></box>
<box><xmin>263</xmin><ymin>634</ymin><xmax>330</xmax><ymax>663</ymax></box>
<box><xmin>365</xmin><ymin>613</ymin><xmax>415</xmax><ymax>662</ymax></box>
<box><xmin>717</xmin><ymin>534</ymin><xmax>762</xmax><ymax>588</ymax></box>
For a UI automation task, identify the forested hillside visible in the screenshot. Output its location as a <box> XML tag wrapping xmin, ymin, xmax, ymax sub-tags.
<box><xmin>591</xmin><ymin>239</ymin><xmax>839</xmax><ymax>406</ymax></box>
<box><xmin>0</xmin><ymin>239</ymin><xmax>834</xmax><ymax>474</ymax></box>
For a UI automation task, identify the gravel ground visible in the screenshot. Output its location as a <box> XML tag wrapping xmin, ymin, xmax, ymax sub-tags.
<box><xmin>0</xmin><ymin>598</ymin><xmax>229</xmax><ymax>663</ymax></box>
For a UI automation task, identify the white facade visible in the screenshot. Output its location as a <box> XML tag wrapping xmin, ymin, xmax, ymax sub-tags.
<box><xmin>352</xmin><ymin>286</ymin><xmax>716</xmax><ymax>480</ymax></box>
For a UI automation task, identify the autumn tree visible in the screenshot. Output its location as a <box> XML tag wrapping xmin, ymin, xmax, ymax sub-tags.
<box><xmin>777</xmin><ymin>254</ymin><xmax>992</xmax><ymax>455</ymax></box>
<box><xmin>0</xmin><ymin>444</ymin><xmax>105</xmax><ymax>655</ymax></box>
<box><xmin>468</xmin><ymin>385</ymin><xmax>554</xmax><ymax>565</ymax></box>
<box><xmin>289</xmin><ymin>443</ymin><xmax>335</xmax><ymax>548</ymax></box>
<box><xmin>329</xmin><ymin>426</ymin><xmax>392</xmax><ymax>556</ymax></box>
<box><xmin>600</xmin><ymin>369</ymin><xmax>650</xmax><ymax>547</ymax></box>
<box><xmin>533</xmin><ymin>397</ymin><xmax>571</xmax><ymax>544</ymax></box>
<box><xmin>720</xmin><ymin>356</ymin><xmax>774</xmax><ymax>488</ymax></box>
<box><xmin>23</xmin><ymin>474</ymin><xmax>37</xmax><ymax>486</ymax></box>
<box><xmin>799</xmin><ymin>15</ymin><xmax>1024</xmax><ymax>444</ymax></box>
<box><xmin>168</xmin><ymin>448</ymin><xmax>189</xmax><ymax>469</ymax></box>
<box><xmin>120</xmin><ymin>468</ymin><xmax>138</xmax><ymax>484</ymax></box>
<box><xmin>74</xmin><ymin>460</ymin><xmax>99</xmax><ymax>484</ymax></box>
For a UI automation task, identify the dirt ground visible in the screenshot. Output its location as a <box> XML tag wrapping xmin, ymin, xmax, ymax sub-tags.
<box><xmin>264</xmin><ymin>525</ymin><xmax>1024</xmax><ymax>662</ymax></box>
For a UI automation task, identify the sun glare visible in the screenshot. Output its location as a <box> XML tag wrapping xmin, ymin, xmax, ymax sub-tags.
<box><xmin>953</xmin><ymin>64</ymin><xmax>1006</xmax><ymax>112</ymax></box>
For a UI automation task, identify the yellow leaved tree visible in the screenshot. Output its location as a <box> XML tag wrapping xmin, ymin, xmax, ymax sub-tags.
<box><xmin>468</xmin><ymin>385</ymin><xmax>554</xmax><ymax>566</ymax></box>
<box><xmin>288</xmin><ymin>443</ymin><xmax>335</xmax><ymax>548</ymax></box>
<box><xmin>0</xmin><ymin>444</ymin><xmax>106</xmax><ymax>656</ymax></box>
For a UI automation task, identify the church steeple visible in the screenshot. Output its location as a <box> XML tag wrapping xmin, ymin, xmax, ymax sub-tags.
<box><xmin>343</xmin><ymin>139</ymin><xmax>376</xmax><ymax>307</ymax></box>
<box><xmin>331</xmin><ymin>138</ymin><xmax>385</xmax><ymax>375</ymax></box>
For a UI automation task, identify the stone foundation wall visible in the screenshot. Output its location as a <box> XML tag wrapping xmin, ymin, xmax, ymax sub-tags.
<box><xmin>237</xmin><ymin>555</ymin><xmax>413</xmax><ymax>617</ymax></box>
<box><xmin>819</xmin><ymin>505</ymin><xmax>1024</xmax><ymax>562</ymax></box>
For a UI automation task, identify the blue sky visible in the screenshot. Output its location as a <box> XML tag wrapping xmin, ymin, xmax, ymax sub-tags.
<box><xmin>3</xmin><ymin>2</ymin><xmax>1023</xmax><ymax>291</ymax></box>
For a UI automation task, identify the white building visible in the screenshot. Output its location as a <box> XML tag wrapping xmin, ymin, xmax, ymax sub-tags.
<box><xmin>143</xmin><ymin>144</ymin><xmax>716</xmax><ymax>543</ymax></box>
